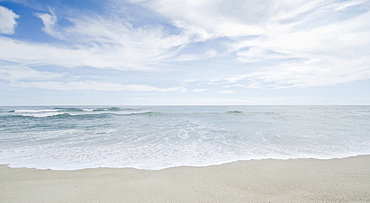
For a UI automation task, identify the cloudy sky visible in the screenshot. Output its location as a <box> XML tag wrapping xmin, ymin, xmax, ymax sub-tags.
<box><xmin>0</xmin><ymin>0</ymin><xmax>369</xmax><ymax>105</ymax></box>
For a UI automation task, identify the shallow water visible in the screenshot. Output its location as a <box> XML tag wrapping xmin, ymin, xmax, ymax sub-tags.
<box><xmin>1</xmin><ymin>105</ymin><xmax>369</xmax><ymax>170</ymax></box>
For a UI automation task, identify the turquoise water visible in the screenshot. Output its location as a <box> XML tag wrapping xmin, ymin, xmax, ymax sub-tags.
<box><xmin>0</xmin><ymin>105</ymin><xmax>369</xmax><ymax>170</ymax></box>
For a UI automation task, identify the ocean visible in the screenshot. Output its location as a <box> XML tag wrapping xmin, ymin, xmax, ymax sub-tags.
<box><xmin>0</xmin><ymin>105</ymin><xmax>369</xmax><ymax>170</ymax></box>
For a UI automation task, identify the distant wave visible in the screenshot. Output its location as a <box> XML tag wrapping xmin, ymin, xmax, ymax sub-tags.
<box><xmin>4</xmin><ymin>108</ymin><xmax>158</xmax><ymax>118</ymax></box>
<box><xmin>18</xmin><ymin>112</ymin><xmax>74</xmax><ymax>118</ymax></box>
<box><xmin>54</xmin><ymin>108</ymin><xmax>84</xmax><ymax>112</ymax></box>
<box><xmin>54</xmin><ymin>107</ymin><xmax>125</xmax><ymax>112</ymax></box>
<box><xmin>9</xmin><ymin>107</ymin><xmax>138</xmax><ymax>113</ymax></box>
<box><xmin>52</xmin><ymin>113</ymin><xmax>73</xmax><ymax>117</ymax></box>
<box><xmin>127</xmin><ymin>111</ymin><xmax>159</xmax><ymax>116</ymax></box>
<box><xmin>1</xmin><ymin>105</ymin><xmax>370</xmax><ymax>170</ymax></box>
<box><xmin>227</xmin><ymin>110</ymin><xmax>243</xmax><ymax>114</ymax></box>
<box><xmin>13</xmin><ymin>109</ymin><xmax>59</xmax><ymax>113</ymax></box>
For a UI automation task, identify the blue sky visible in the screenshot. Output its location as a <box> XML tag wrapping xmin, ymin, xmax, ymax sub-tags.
<box><xmin>0</xmin><ymin>0</ymin><xmax>370</xmax><ymax>105</ymax></box>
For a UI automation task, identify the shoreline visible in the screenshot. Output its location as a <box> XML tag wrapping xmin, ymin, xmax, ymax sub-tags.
<box><xmin>1</xmin><ymin>156</ymin><xmax>370</xmax><ymax>202</ymax></box>
<box><xmin>3</xmin><ymin>154</ymin><xmax>369</xmax><ymax>171</ymax></box>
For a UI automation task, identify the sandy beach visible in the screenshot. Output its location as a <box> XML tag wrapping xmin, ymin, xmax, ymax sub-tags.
<box><xmin>1</xmin><ymin>156</ymin><xmax>370</xmax><ymax>202</ymax></box>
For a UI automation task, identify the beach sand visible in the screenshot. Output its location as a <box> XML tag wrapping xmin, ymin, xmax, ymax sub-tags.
<box><xmin>1</xmin><ymin>156</ymin><xmax>370</xmax><ymax>202</ymax></box>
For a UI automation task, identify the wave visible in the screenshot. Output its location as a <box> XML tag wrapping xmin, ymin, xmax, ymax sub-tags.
<box><xmin>54</xmin><ymin>108</ymin><xmax>84</xmax><ymax>112</ymax></box>
<box><xmin>9</xmin><ymin>107</ymin><xmax>136</xmax><ymax>112</ymax></box>
<box><xmin>55</xmin><ymin>107</ymin><xmax>136</xmax><ymax>112</ymax></box>
<box><xmin>227</xmin><ymin>110</ymin><xmax>243</xmax><ymax>114</ymax></box>
<box><xmin>13</xmin><ymin>109</ymin><xmax>59</xmax><ymax>113</ymax></box>
<box><xmin>52</xmin><ymin>113</ymin><xmax>72</xmax><ymax>117</ymax></box>
<box><xmin>8</xmin><ymin>107</ymin><xmax>139</xmax><ymax>114</ymax></box>
<box><xmin>92</xmin><ymin>107</ymin><xmax>122</xmax><ymax>112</ymax></box>
<box><xmin>9</xmin><ymin>107</ymin><xmax>243</xmax><ymax>116</ymax></box>
<box><xmin>125</xmin><ymin>111</ymin><xmax>159</xmax><ymax>116</ymax></box>
<box><xmin>19</xmin><ymin>112</ymin><xmax>74</xmax><ymax>118</ymax></box>
<box><xmin>2</xmin><ymin>105</ymin><xmax>370</xmax><ymax>171</ymax></box>
<box><xmin>4</xmin><ymin>110</ymin><xmax>158</xmax><ymax>118</ymax></box>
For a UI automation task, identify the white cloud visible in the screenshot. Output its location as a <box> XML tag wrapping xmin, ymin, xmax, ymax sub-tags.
<box><xmin>12</xmin><ymin>81</ymin><xmax>187</xmax><ymax>92</ymax></box>
<box><xmin>222</xmin><ymin>2</ymin><xmax>370</xmax><ymax>88</ymax></box>
<box><xmin>0</xmin><ymin>6</ymin><xmax>19</xmax><ymax>34</ymax></box>
<box><xmin>212</xmin><ymin>50</ymin><xmax>370</xmax><ymax>88</ymax></box>
<box><xmin>0</xmin><ymin>37</ymin><xmax>98</xmax><ymax>69</ymax></box>
<box><xmin>253</xmin><ymin>13</ymin><xmax>370</xmax><ymax>87</ymax></box>
<box><xmin>192</xmin><ymin>98</ymin><xmax>255</xmax><ymax>105</ymax></box>
<box><xmin>128</xmin><ymin>0</ymin><xmax>267</xmax><ymax>39</ymax></box>
<box><xmin>192</xmin><ymin>88</ymin><xmax>207</xmax><ymax>92</ymax></box>
<box><xmin>128</xmin><ymin>0</ymin><xmax>332</xmax><ymax>40</ymax></box>
<box><xmin>0</xmin><ymin>26</ymin><xmax>186</xmax><ymax>71</ymax></box>
<box><xmin>126</xmin><ymin>0</ymin><xmax>370</xmax><ymax>89</ymax></box>
<box><xmin>0</xmin><ymin>9</ymin><xmax>192</xmax><ymax>71</ymax></box>
<box><xmin>2</xmin><ymin>0</ymin><xmax>370</xmax><ymax>95</ymax></box>
<box><xmin>183</xmin><ymin>79</ymin><xmax>197</xmax><ymax>83</ymax></box>
<box><xmin>0</xmin><ymin>63</ymin><xmax>188</xmax><ymax>93</ymax></box>
<box><xmin>245</xmin><ymin>56</ymin><xmax>370</xmax><ymax>88</ymax></box>
<box><xmin>0</xmin><ymin>65</ymin><xmax>63</xmax><ymax>81</ymax></box>
<box><xmin>132</xmin><ymin>0</ymin><xmax>370</xmax><ymax>88</ymax></box>
<box><xmin>35</xmin><ymin>10</ymin><xmax>64</xmax><ymax>39</ymax></box>
<box><xmin>219</xmin><ymin>90</ymin><xmax>235</xmax><ymax>94</ymax></box>
<box><xmin>332</xmin><ymin>0</ymin><xmax>368</xmax><ymax>11</ymax></box>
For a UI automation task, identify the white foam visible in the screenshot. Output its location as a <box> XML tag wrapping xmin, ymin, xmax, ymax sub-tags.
<box><xmin>82</xmin><ymin>108</ymin><xmax>95</xmax><ymax>112</ymax></box>
<box><xmin>1</xmin><ymin>135</ymin><xmax>369</xmax><ymax>171</ymax></box>
<box><xmin>21</xmin><ymin>112</ymin><xmax>73</xmax><ymax>117</ymax></box>
<box><xmin>14</xmin><ymin>109</ymin><xmax>59</xmax><ymax>113</ymax></box>
<box><xmin>2</xmin><ymin>105</ymin><xmax>370</xmax><ymax>170</ymax></box>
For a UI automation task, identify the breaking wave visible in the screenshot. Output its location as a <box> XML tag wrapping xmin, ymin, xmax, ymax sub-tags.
<box><xmin>4</xmin><ymin>107</ymin><xmax>155</xmax><ymax>118</ymax></box>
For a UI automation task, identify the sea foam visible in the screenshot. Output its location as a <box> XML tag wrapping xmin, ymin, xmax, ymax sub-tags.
<box><xmin>0</xmin><ymin>105</ymin><xmax>369</xmax><ymax>170</ymax></box>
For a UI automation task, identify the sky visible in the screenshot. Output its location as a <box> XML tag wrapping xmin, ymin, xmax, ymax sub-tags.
<box><xmin>0</xmin><ymin>0</ymin><xmax>370</xmax><ymax>105</ymax></box>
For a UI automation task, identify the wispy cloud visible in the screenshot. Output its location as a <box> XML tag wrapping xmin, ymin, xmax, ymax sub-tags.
<box><xmin>192</xmin><ymin>88</ymin><xmax>208</xmax><ymax>92</ymax></box>
<box><xmin>234</xmin><ymin>9</ymin><xmax>370</xmax><ymax>88</ymax></box>
<box><xmin>192</xmin><ymin>99</ymin><xmax>256</xmax><ymax>105</ymax></box>
<box><xmin>34</xmin><ymin>9</ymin><xmax>64</xmax><ymax>39</ymax></box>
<box><xmin>0</xmin><ymin>29</ymin><xmax>185</xmax><ymax>71</ymax></box>
<box><xmin>5</xmin><ymin>0</ymin><xmax>369</xmax><ymax>86</ymax></box>
<box><xmin>160</xmin><ymin>0</ymin><xmax>370</xmax><ymax>89</ymax></box>
<box><xmin>12</xmin><ymin>81</ymin><xmax>187</xmax><ymax>92</ymax></box>
<box><xmin>0</xmin><ymin>64</ymin><xmax>63</xmax><ymax>82</ymax></box>
<box><xmin>219</xmin><ymin>90</ymin><xmax>235</xmax><ymax>94</ymax></box>
<box><xmin>1</xmin><ymin>7</ymin><xmax>191</xmax><ymax>71</ymax></box>
<box><xmin>0</xmin><ymin>0</ymin><xmax>369</xmax><ymax>105</ymax></box>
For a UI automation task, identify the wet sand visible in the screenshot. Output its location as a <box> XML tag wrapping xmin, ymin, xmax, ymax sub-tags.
<box><xmin>1</xmin><ymin>156</ymin><xmax>370</xmax><ymax>202</ymax></box>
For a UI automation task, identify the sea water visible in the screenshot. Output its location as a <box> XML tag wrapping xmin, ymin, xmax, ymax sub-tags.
<box><xmin>0</xmin><ymin>105</ymin><xmax>369</xmax><ymax>170</ymax></box>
